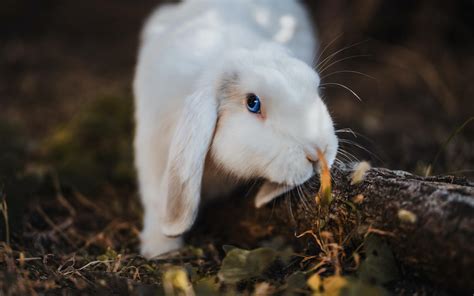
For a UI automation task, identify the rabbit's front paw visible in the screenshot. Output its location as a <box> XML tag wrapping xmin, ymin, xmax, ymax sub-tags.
<box><xmin>140</xmin><ymin>229</ymin><xmax>183</xmax><ymax>259</ymax></box>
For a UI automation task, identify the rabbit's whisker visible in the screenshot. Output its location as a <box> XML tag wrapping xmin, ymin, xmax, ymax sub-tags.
<box><xmin>285</xmin><ymin>191</ymin><xmax>296</xmax><ymax>224</ymax></box>
<box><xmin>244</xmin><ymin>179</ymin><xmax>261</xmax><ymax>199</ymax></box>
<box><xmin>336</xmin><ymin>153</ymin><xmax>352</xmax><ymax>163</ymax></box>
<box><xmin>319</xmin><ymin>54</ymin><xmax>371</xmax><ymax>75</ymax></box>
<box><xmin>316</xmin><ymin>39</ymin><xmax>369</xmax><ymax>72</ymax></box>
<box><xmin>335</xmin><ymin>128</ymin><xmax>357</xmax><ymax>137</ymax></box>
<box><xmin>313</xmin><ymin>33</ymin><xmax>343</xmax><ymax>68</ymax></box>
<box><xmin>319</xmin><ymin>82</ymin><xmax>362</xmax><ymax>102</ymax></box>
<box><xmin>296</xmin><ymin>185</ymin><xmax>310</xmax><ymax>213</ymax></box>
<box><xmin>336</xmin><ymin>128</ymin><xmax>379</xmax><ymax>147</ymax></box>
<box><xmin>337</xmin><ymin>148</ymin><xmax>359</xmax><ymax>163</ymax></box>
<box><xmin>338</xmin><ymin>139</ymin><xmax>376</xmax><ymax>158</ymax></box>
<box><xmin>320</xmin><ymin>70</ymin><xmax>376</xmax><ymax>81</ymax></box>
<box><xmin>334</xmin><ymin>158</ymin><xmax>346</xmax><ymax>168</ymax></box>
<box><xmin>337</xmin><ymin>147</ymin><xmax>359</xmax><ymax>160</ymax></box>
<box><xmin>300</xmin><ymin>185</ymin><xmax>315</xmax><ymax>213</ymax></box>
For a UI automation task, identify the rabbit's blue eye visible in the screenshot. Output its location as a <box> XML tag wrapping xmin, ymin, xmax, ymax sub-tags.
<box><xmin>246</xmin><ymin>94</ymin><xmax>261</xmax><ymax>114</ymax></box>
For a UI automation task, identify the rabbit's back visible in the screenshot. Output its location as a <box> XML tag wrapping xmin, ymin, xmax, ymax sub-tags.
<box><xmin>135</xmin><ymin>0</ymin><xmax>316</xmax><ymax>111</ymax></box>
<box><xmin>142</xmin><ymin>0</ymin><xmax>316</xmax><ymax>59</ymax></box>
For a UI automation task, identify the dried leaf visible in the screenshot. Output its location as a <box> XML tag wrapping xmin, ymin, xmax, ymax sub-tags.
<box><xmin>222</xmin><ymin>245</ymin><xmax>237</xmax><ymax>254</ymax></box>
<box><xmin>194</xmin><ymin>276</ymin><xmax>220</xmax><ymax>296</ymax></box>
<box><xmin>285</xmin><ymin>271</ymin><xmax>306</xmax><ymax>294</ymax></box>
<box><xmin>351</xmin><ymin>162</ymin><xmax>371</xmax><ymax>185</ymax></box>
<box><xmin>260</xmin><ymin>236</ymin><xmax>294</xmax><ymax>264</ymax></box>
<box><xmin>217</xmin><ymin>247</ymin><xmax>277</xmax><ymax>284</ymax></box>
<box><xmin>253</xmin><ymin>282</ymin><xmax>275</xmax><ymax>295</ymax></box>
<box><xmin>358</xmin><ymin>235</ymin><xmax>399</xmax><ymax>285</ymax></box>
<box><xmin>352</xmin><ymin>194</ymin><xmax>364</xmax><ymax>204</ymax></box>
<box><xmin>18</xmin><ymin>252</ymin><xmax>25</xmax><ymax>267</ymax></box>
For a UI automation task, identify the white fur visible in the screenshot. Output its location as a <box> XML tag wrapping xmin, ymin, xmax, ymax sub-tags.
<box><xmin>134</xmin><ymin>0</ymin><xmax>338</xmax><ymax>258</ymax></box>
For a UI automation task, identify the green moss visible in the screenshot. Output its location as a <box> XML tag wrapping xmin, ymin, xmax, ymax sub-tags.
<box><xmin>43</xmin><ymin>95</ymin><xmax>135</xmax><ymax>193</ymax></box>
<box><xmin>0</xmin><ymin>121</ymin><xmax>28</xmax><ymax>179</ymax></box>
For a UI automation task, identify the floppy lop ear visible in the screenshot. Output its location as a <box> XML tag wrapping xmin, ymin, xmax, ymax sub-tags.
<box><xmin>161</xmin><ymin>88</ymin><xmax>217</xmax><ymax>236</ymax></box>
<box><xmin>254</xmin><ymin>181</ymin><xmax>291</xmax><ymax>208</ymax></box>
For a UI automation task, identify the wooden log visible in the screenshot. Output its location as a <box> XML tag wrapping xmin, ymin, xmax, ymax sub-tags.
<box><xmin>193</xmin><ymin>166</ymin><xmax>474</xmax><ymax>292</ymax></box>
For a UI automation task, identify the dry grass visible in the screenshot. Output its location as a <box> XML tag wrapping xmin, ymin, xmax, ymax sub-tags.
<box><xmin>0</xmin><ymin>172</ymin><xmax>222</xmax><ymax>295</ymax></box>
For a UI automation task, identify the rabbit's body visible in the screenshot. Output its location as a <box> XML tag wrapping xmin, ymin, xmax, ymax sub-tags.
<box><xmin>134</xmin><ymin>0</ymin><xmax>337</xmax><ymax>258</ymax></box>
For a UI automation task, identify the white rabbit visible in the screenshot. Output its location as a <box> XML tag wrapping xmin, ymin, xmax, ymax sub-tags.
<box><xmin>134</xmin><ymin>0</ymin><xmax>338</xmax><ymax>258</ymax></box>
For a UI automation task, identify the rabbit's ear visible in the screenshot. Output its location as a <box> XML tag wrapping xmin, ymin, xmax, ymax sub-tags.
<box><xmin>161</xmin><ymin>88</ymin><xmax>217</xmax><ymax>236</ymax></box>
<box><xmin>254</xmin><ymin>181</ymin><xmax>291</xmax><ymax>208</ymax></box>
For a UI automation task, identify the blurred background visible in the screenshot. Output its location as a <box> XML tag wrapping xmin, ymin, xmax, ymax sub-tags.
<box><xmin>1</xmin><ymin>0</ymin><xmax>473</xmax><ymax>186</ymax></box>
<box><xmin>0</xmin><ymin>0</ymin><xmax>473</xmax><ymax>293</ymax></box>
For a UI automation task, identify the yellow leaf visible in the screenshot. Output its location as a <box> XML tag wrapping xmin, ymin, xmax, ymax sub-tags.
<box><xmin>307</xmin><ymin>273</ymin><xmax>322</xmax><ymax>292</ymax></box>
<box><xmin>163</xmin><ymin>267</ymin><xmax>195</xmax><ymax>296</ymax></box>
<box><xmin>323</xmin><ymin>275</ymin><xmax>349</xmax><ymax>296</ymax></box>
<box><xmin>397</xmin><ymin>209</ymin><xmax>417</xmax><ymax>224</ymax></box>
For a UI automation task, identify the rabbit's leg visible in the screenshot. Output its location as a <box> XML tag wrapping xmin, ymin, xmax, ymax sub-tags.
<box><xmin>140</xmin><ymin>205</ymin><xmax>183</xmax><ymax>258</ymax></box>
<box><xmin>135</xmin><ymin>126</ymin><xmax>183</xmax><ymax>258</ymax></box>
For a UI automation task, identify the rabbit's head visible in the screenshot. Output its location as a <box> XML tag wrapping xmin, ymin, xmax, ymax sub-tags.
<box><xmin>161</xmin><ymin>44</ymin><xmax>338</xmax><ymax>236</ymax></box>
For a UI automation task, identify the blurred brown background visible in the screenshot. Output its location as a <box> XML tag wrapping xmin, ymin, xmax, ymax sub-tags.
<box><xmin>1</xmin><ymin>0</ymin><xmax>473</xmax><ymax>181</ymax></box>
